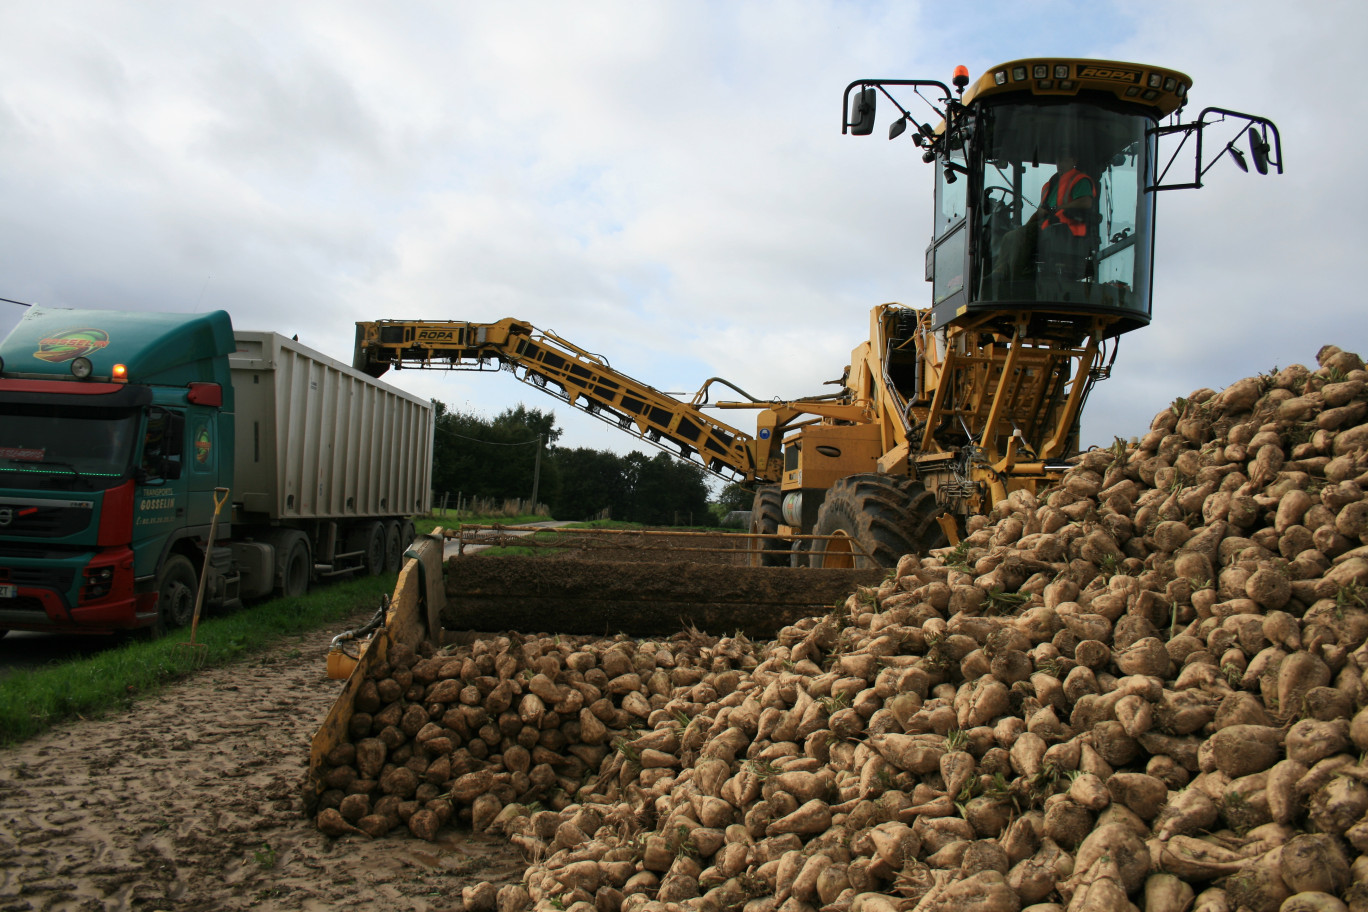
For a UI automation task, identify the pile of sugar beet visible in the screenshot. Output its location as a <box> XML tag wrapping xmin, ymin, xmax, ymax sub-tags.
<box><xmin>314</xmin><ymin>345</ymin><xmax>1368</xmax><ymax>912</ymax></box>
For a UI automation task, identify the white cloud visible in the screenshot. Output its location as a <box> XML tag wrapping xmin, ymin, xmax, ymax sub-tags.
<box><xmin>1</xmin><ymin>0</ymin><xmax>1363</xmax><ymax>470</ymax></box>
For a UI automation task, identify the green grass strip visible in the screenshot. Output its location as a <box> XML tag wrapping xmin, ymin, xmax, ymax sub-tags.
<box><xmin>413</xmin><ymin>510</ymin><xmax>552</xmax><ymax>537</ymax></box>
<box><xmin>0</xmin><ymin>574</ymin><xmax>395</xmax><ymax>747</ymax></box>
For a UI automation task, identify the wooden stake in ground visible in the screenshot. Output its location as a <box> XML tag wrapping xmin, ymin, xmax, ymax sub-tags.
<box><xmin>179</xmin><ymin>486</ymin><xmax>229</xmax><ymax>665</ymax></box>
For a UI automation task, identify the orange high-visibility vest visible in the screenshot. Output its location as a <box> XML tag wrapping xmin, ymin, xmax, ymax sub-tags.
<box><xmin>1039</xmin><ymin>168</ymin><xmax>1094</xmax><ymax>237</ymax></box>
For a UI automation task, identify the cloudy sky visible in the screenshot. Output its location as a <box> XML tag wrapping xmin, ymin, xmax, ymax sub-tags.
<box><xmin>1</xmin><ymin>1</ymin><xmax>1364</xmax><ymax>472</ymax></box>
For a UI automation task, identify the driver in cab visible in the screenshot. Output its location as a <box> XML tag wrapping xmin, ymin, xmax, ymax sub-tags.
<box><xmin>1035</xmin><ymin>152</ymin><xmax>1095</xmax><ymax>238</ymax></box>
<box><xmin>993</xmin><ymin>151</ymin><xmax>1097</xmax><ymax>282</ymax></box>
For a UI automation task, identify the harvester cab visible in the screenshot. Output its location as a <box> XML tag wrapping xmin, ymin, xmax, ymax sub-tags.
<box><xmin>843</xmin><ymin>59</ymin><xmax>1282</xmax><ymax>340</ymax></box>
<box><xmin>722</xmin><ymin>58</ymin><xmax>1286</xmax><ymax>569</ymax></box>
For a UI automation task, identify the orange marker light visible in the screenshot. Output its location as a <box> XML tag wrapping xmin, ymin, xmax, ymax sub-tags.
<box><xmin>953</xmin><ymin>65</ymin><xmax>970</xmax><ymax>89</ymax></box>
<box><xmin>112</xmin><ymin>363</ymin><xmax>128</xmax><ymax>382</ymax></box>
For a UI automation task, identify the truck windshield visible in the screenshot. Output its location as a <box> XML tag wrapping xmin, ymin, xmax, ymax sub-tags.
<box><xmin>974</xmin><ymin>100</ymin><xmax>1154</xmax><ymax>315</ymax></box>
<box><xmin>0</xmin><ymin>403</ymin><xmax>139</xmax><ymax>490</ymax></box>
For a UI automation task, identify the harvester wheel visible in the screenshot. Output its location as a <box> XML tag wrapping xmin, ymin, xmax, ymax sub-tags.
<box><xmin>810</xmin><ymin>474</ymin><xmax>948</xmax><ymax>570</ymax></box>
<box><xmin>748</xmin><ymin>485</ymin><xmax>788</xmax><ymax>568</ymax></box>
<box><xmin>383</xmin><ymin>521</ymin><xmax>403</xmax><ymax>574</ymax></box>
<box><xmin>153</xmin><ymin>554</ymin><xmax>198</xmax><ymax>634</ymax></box>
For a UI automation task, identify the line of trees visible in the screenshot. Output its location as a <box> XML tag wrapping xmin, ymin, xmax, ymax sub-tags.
<box><xmin>430</xmin><ymin>401</ymin><xmax>714</xmax><ymax>524</ymax></box>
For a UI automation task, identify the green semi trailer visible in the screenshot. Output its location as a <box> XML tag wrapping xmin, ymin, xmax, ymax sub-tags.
<box><xmin>0</xmin><ymin>307</ymin><xmax>434</xmax><ymax>636</ymax></box>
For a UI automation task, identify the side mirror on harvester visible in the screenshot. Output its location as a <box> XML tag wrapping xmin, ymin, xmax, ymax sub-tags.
<box><xmin>1249</xmin><ymin>127</ymin><xmax>1271</xmax><ymax>175</ymax></box>
<box><xmin>848</xmin><ymin>87</ymin><xmax>876</xmax><ymax>135</ymax></box>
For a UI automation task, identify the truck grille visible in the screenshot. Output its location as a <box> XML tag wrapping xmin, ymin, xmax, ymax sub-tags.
<box><xmin>0</xmin><ymin>502</ymin><xmax>93</xmax><ymax>538</ymax></box>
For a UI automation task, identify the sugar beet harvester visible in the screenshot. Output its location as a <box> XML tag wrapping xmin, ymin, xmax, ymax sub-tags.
<box><xmin>355</xmin><ymin>57</ymin><xmax>1281</xmax><ymax>572</ymax></box>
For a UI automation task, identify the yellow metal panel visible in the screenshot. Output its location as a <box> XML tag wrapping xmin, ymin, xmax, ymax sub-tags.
<box><xmin>788</xmin><ymin>425</ymin><xmax>885</xmax><ymax>491</ymax></box>
<box><xmin>963</xmin><ymin>58</ymin><xmax>1191</xmax><ymax>117</ymax></box>
<box><xmin>305</xmin><ymin>529</ymin><xmax>446</xmax><ymax>810</ymax></box>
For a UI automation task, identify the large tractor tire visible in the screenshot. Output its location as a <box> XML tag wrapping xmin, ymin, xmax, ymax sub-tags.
<box><xmin>748</xmin><ymin>485</ymin><xmax>788</xmax><ymax>568</ymax></box>
<box><xmin>810</xmin><ymin>474</ymin><xmax>948</xmax><ymax>570</ymax></box>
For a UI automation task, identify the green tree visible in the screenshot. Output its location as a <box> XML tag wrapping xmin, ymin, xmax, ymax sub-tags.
<box><xmin>547</xmin><ymin>446</ymin><xmax>710</xmax><ymax>525</ymax></box>
<box><xmin>551</xmin><ymin>447</ymin><xmax>631</xmax><ymax>521</ymax></box>
<box><xmin>623</xmin><ymin>451</ymin><xmax>709</xmax><ymax>525</ymax></box>
<box><xmin>715</xmin><ymin>482</ymin><xmax>755</xmax><ymax>513</ymax></box>
<box><xmin>430</xmin><ymin>401</ymin><xmax>562</xmax><ymax>509</ymax></box>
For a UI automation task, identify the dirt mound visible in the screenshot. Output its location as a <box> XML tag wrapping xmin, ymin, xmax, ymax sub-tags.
<box><xmin>443</xmin><ymin>555</ymin><xmax>883</xmax><ymax>637</ymax></box>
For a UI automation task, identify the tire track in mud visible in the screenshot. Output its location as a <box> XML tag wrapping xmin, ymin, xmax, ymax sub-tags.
<box><xmin>0</xmin><ymin>615</ymin><xmax>525</xmax><ymax>911</ymax></box>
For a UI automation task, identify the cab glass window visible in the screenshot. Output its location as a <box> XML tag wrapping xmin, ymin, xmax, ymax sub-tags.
<box><xmin>141</xmin><ymin>407</ymin><xmax>185</xmax><ymax>480</ymax></box>
<box><xmin>934</xmin><ymin>146</ymin><xmax>967</xmax><ymax>239</ymax></box>
<box><xmin>0</xmin><ymin>403</ymin><xmax>138</xmax><ymax>490</ymax></box>
<box><xmin>974</xmin><ymin>100</ymin><xmax>1153</xmax><ymax>315</ymax></box>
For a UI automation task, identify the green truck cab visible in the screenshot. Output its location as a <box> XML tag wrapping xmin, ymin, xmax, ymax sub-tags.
<box><xmin>0</xmin><ymin>307</ymin><xmax>433</xmax><ymax>636</ymax></box>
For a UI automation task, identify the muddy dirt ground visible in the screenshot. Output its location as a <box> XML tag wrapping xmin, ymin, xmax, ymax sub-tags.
<box><xmin>0</xmin><ymin>610</ymin><xmax>526</xmax><ymax>912</ymax></box>
<box><xmin>0</xmin><ymin>533</ymin><xmax>814</xmax><ymax>910</ymax></box>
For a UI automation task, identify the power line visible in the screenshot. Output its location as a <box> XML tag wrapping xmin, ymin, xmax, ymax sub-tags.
<box><xmin>1</xmin><ymin>296</ymin><xmax>34</xmax><ymax>307</ymax></box>
<box><xmin>436</xmin><ymin>423</ymin><xmax>544</xmax><ymax>447</ymax></box>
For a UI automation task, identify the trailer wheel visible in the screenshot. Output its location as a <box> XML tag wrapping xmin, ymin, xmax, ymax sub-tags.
<box><xmin>383</xmin><ymin>521</ymin><xmax>402</xmax><ymax>574</ymax></box>
<box><xmin>280</xmin><ymin>538</ymin><xmax>311</xmax><ymax>598</ymax></box>
<box><xmin>348</xmin><ymin>521</ymin><xmax>386</xmax><ymax>576</ymax></box>
<box><xmin>154</xmin><ymin>554</ymin><xmax>198</xmax><ymax>635</ymax></box>
<box><xmin>748</xmin><ymin>485</ymin><xmax>788</xmax><ymax>568</ymax></box>
<box><xmin>810</xmin><ymin>475</ymin><xmax>947</xmax><ymax>570</ymax></box>
<box><xmin>400</xmin><ymin>518</ymin><xmax>417</xmax><ymax>550</ymax></box>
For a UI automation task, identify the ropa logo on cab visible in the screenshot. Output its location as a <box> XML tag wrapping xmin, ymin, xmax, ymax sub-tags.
<box><xmin>417</xmin><ymin>330</ymin><xmax>456</xmax><ymax>340</ymax></box>
<box><xmin>1077</xmin><ymin>66</ymin><xmax>1141</xmax><ymax>84</ymax></box>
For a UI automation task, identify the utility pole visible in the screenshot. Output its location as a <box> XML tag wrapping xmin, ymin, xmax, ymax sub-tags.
<box><xmin>530</xmin><ymin>434</ymin><xmax>542</xmax><ymax>512</ymax></box>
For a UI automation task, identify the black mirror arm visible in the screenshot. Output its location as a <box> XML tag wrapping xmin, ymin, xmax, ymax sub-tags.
<box><xmin>1148</xmin><ymin>107</ymin><xmax>1283</xmax><ymax>191</ymax></box>
<box><xmin>841</xmin><ymin>79</ymin><xmax>954</xmax><ymax>134</ymax></box>
<box><xmin>1196</xmin><ymin>106</ymin><xmax>1283</xmax><ymax>172</ymax></box>
<box><xmin>1193</xmin><ymin>107</ymin><xmax>1284</xmax><ymax>185</ymax></box>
